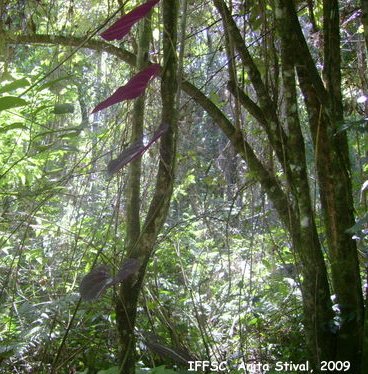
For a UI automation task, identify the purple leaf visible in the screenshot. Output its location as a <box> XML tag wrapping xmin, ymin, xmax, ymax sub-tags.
<box><xmin>147</xmin><ymin>122</ymin><xmax>169</xmax><ymax>144</ymax></box>
<box><xmin>92</xmin><ymin>64</ymin><xmax>160</xmax><ymax>113</ymax></box>
<box><xmin>79</xmin><ymin>265</ymin><xmax>113</xmax><ymax>301</ymax></box>
<box><xmin>145</xmin><ymin>340</ymin><xmax>194</xmax><ymax>365</ymax></box>
<box><xmin>113</xmin><ymin>258</ymin><xmax>141</xmax><ymax>284</ymax></box>
<box><xmin>108</xmin><ymin>138</ymin><xmax>144</xmax><ymax>174</ymax></box>
<box><xmin>101</xmin><ymin>0</ymin><xmax>160</xmax><ymax>41</ymax></box>
<box><xmin>108</xmin><ymin>123</ymin><xmax>169</xmax><ymax>175</ymax></box>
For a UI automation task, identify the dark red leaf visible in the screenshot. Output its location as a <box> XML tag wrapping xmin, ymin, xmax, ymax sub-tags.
<box><xmin>107</xmin><ymin>138</ymin><xmax>144</xmax><ymax>174</ymax></box>
<box><xmin>107</xmin><ymin>123</ymin><xmax>169</xmax><ymax>175</ymax></box>
<box><xmin>101</xmin><ymin>0</ymin><xmax>160</xmax><ymax>41</ymax></box>
<box><xmin>79</xmin><ymin>265</ymin><xmax>113</xmax><ymax>301</ymax></box>
<box><xmin>145</xmin><ymin>340</ymin><xmax>194</xmax><ymax>365</ymax></box>
<box><xmin>113</xmin><ymin>258</ymin><xmax>140</xmax><ymax>284</ymax></box>
<box><xmin>147</xmin><ymin>122</ymin><xmax>169</xmax><ymax>145</ymax></box>
<box><xmin>92</xmin><ymin>64</ymin><xmax>160</xmax><ymax>113</ymax></box>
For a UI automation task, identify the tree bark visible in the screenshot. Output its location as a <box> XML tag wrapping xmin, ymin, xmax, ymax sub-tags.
<box><xmin>115</xmin><ymin>1</ymin><xmax>179</xmax><ymax>373</ymax></box>
<box><xmin>115</xmin><ymin>15</ymin><xmax>150</xmax><ymax>374</ymax></box>
<box><xmin>275</xmin><ymin>1</ymin><xmax>336</xmax><ymax>364</ymax></box>
<box><xmin>278</xmin><ymin>0</ymin><xmax>364</xmax><ymax>370</ymax></box>
<box><xmin>361</xmin><ymin>0</ymin><xmax>368</xmax><ymax>55</ymax></box>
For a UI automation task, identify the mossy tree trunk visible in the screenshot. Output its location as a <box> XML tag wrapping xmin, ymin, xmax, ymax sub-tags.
<box><xmin>275</xmin><ymin>2</ymin><xmax>337</xmax><ymax>364</ymax></box>
<box><xmin>114</xmin><ymin>14</ymin><xmax>150</xmax><ymax>374</ymax></box>
<box><xmin>115</xmin><ymin>2</ymin><xmax>178</xmax><ymax>373</ymax></box>
<box><xmin>276</xmin><ymin>1</ymin><xmax>364</xmax><ymax>371</ymax></box>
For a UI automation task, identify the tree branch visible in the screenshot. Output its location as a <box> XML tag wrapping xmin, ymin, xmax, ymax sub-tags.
<box><xmin>5</xmin><ymin>33</ymin><xmax>136</xmax><ymax>66</ymax></box>
<box><xmin>182</xmin><ymin>80</ymin><xmax>296</xmax><ymax>231</ymax></box>
<box><xmin>212</xmin><ymin>0</ymin><xmax>290</xmax><ymax>174</ymax></box>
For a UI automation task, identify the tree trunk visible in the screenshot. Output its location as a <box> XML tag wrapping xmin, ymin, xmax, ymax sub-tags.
<box><xmin>115</xmin><ymin>1</ymin><xmax>179</xmax><ymax>373</ymax></box>
<box><xmin>275</xmin><ymin>2</ymin><xmax>336</xmax><ymax>364</ymax></box>
<box><xmin>279</xmin><ymin>0</ymin><xmax>364</xmax><ymax>370</ymax></box>
<box><xmin>115</xmin><ymin>14</ymin><xmax>150</xmax><ymax>374</ymax></box>
<box><xmin>361</xmin><ymin>0</ymin><xmax>368</xmax><ymax>54</ymax></box>
<box><xmin>298</xmin><ymin>68</ymin><xmax>364</xmax><ymax>370</ymax></box>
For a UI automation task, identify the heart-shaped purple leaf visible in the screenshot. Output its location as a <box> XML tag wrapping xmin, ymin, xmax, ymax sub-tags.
<box><xmin>113</xmin><ymin>258</ymin><xmax>141</xmax><ymax>284</ymax></box>
<box><xmin>92</xmin><ymin>64</ymin><xmax>160</xmax><ymax>113</ymax></box>
<box><xmin>79</xmin><ymin>265</ymin><xmax>113</xmax><ymax>301</ymax></box>
<box><xmin>107</xmin><ymin>123</ymin><xmax>169</xmax><ymax>175</ymax></box>
<box><xmin>108</xmin><ymin>138</ymin><xmax>144</xmax><ymax>175</ymax></box>
<box><xmin>101</xmin><ymin>0</ymin><xmax>160</xmax><ymax>41</ymax></box>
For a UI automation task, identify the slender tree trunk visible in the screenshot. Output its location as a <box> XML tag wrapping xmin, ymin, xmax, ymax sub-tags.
<box><xmin>361</xmin><ymin>0</ymin><xmax>368</xmax><ymax>55</ymax></box>
<box><xmin>115</xmin><ymin>1</ymin><xmax>179</xmax><ymax>373</ymax></box>
<box><xmin>115</xmin><ymin>14</ymin><xmax>150</xmax><ymax>373</ymax></box>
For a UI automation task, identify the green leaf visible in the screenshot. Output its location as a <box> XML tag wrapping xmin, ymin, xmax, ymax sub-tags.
<box><xmin>53</xmin><ymin>103</ymin><xmax>74</xmax><ymax>114</ymax></box>
<box><xmin>0</xmin><ymin>78</ymin><xmax>30</xmax><ymax>94</ymax></box>
<box><xmin>34</xmin><ymin>143</ymin><xmax>55</xmax><ymax>152</ymax></box>
<box><xmin>336</xmin><ymin>118</ymin><xmax>368</xmax><ymax>134</ymax></box>
<box><xmin>76</xmin><ymin>370</ymin><xmax>89</xmax><ymax>374</ymax></box>
<box><xmin>32</xmin><ymin>104</ymin><xmax>54</xmax><ymax>116</ymax></box>
<box><xmin>37</xmin><ymin>75</ymin><xmax>73</xmax><ymax>92</ymax></box>
<box><xmin>249</xmin><ymin>317</ymin><xmax>259</xmax><ymax>325</ymax></box>
<box><xmin>0</xmin><ymin>96</ymin><xmax>28</xmax><ymax>112</ymax></box>
<box><xmin>209</xmin><ymin>91</ymin><xmax>223</xmax><ymax>108</ymax></box>
<box><xmin>59</xmin><ymin>130</ymin><xmax>81</xmax><ymax>139</ymax></box>
<box><xmin>346</xmin><ymin>213</ymin><xmax>368</xmax><ymax>234</ymax></box>
<box><xmin>59</xmin><ymin>145</ymin><xmax>79</xmax><ymax>152</ymax></box>
<box><xmin>0</xmin><ymin>344</ymin><xmax>17</xmax><ymax>360</ymax></box>
<box><xmin>97</xmin><ymin>367</ymin><xmax>119</xmax><ymax>374</ymax></box>
<box><xmin>0</xmin><ymin>122</ymin><xmax>27</xmax><ymax>133</ymax></box>
<box><xmin>151</xmin><ymin>366</ymin><xmax>179</xmax><ymax>374</ymax></box>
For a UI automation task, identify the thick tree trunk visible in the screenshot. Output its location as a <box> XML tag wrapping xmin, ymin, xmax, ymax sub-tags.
<box><xmin>275</xmin><ymin>3</ymin><xmax>336</xmax><ymax>364</ymax></box>
<box><xmin>280</xmin><ymin>0</ymin><xmax>365</xmax><ymax>369</ymax></box>
<box><xmin>298</xmin><ymin>72</ymin><xmax>364</xmax><ymax>370</ymax></box>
